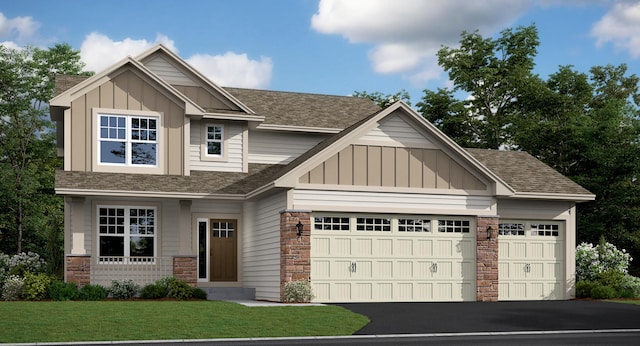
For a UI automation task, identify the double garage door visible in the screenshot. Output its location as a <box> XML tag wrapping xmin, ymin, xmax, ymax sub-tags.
<box><xmin>310</xmin><ymin>214</ymin><xmax>476</xmax><ymax>302</ymax></box>
<box><xmin>310</xmin><ymin>214</ymin><xmax>566</xmax><ymax>302</ymax></box>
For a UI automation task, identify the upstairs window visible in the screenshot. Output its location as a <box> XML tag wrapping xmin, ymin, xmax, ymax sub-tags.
<box><xmin>205</xmin><ymin>124</ymin><xmax>224</xmax><ymax>156</ymax></box>
<box><xmin>98</xmin><ymin>113</ymin><xmax>158</xmax><ymax>167</ymax></box>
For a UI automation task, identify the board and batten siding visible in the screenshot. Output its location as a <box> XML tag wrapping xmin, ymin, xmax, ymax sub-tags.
<box><xmin>293</xmin><ymin>190</ymin><xmax>495</xmax><ymax>215</ymax></box>
<box><xmin>68</xmin><ymin>69</ymin><xmax>185</xmax><ymax>174</ymax></box>
<box><xmin>243</xmin><ymin>191</ymin><xmax>287</xmax><ymax>301</ymax></box>
<box><xmin>190</xmin><ymin>120</ymin><xmax>244</xmax><ymax>172</ymax></box>
<box><xmin>248</xmin><ymin>131</ymin><xmax>329</xmax><ymax>164</ymax></box>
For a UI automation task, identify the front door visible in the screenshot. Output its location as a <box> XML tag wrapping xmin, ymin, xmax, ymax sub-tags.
<box><xmin>210</xmin><ymin>219</ymin><xmax>237</xmax><ymax>281</ymax></box>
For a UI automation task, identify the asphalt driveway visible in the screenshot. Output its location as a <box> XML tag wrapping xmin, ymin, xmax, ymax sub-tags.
<box><xmin>334</xmin><ymin>300</ymin><xmax>640</xmax><ymax>335</ymax></box>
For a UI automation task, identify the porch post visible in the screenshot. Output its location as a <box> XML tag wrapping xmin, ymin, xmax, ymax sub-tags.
<box><xmin>280</xmin><ymin>210</ymin><xmax>311</xmax><ymax>302</ymax></box>
<box><xmin>476</xmin><ymin>215</ymin><xmax>499</xmax><ymax>302</ymax></box>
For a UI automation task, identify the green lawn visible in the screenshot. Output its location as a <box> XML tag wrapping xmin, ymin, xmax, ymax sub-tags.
<box><xmin>606</xmin><ymin>299</ymin><xmax>640</xmax><ymax>305</ymax></box>
<box><xmin>0</xmin><ymin>300</ymin><xmax>369</xmax><ymax>343</ymax></box>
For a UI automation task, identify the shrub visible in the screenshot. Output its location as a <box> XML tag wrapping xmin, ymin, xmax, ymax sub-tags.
<box><xmin>192</xmin><ymin>287</ymin><xmax>208</xmax><ymax>300</ymax></box>
<box><xmin>140</xmin><ymin>283</ymin><xmax>167</xmax><ymax>299</ymax></box>
<box><xmin>283</xmin><ymin>280</ymin><xmax>314</xmax><ymax>303</ymax></box>
<box><xmin>79</xmin><ymin>284</ymin><xmax>108</xmax><ymax>301</ymax></box>
<box><xmin>167</xmin><ymin>279</ymin><xmax>193</xmax><ymax>300</ymax></box>
<box><xmin>576</xmin><ymin>240</ymin><xmax>632</xmax><ymax>282</ymax></box>
<box><xmin>109</xmin><ymin>279</ymin><xmax>140</xmax><ymax>299</ymax></box>
<box><xmin>619</xmin><ymin>274</ymin><xmax>640</xmax><ymax>298</ymax></box>
<box><xmin>1</xmin><ymin>275</ymin><xmax>24</xmax><ymax>301</ymax></box>
<box><xmin>0</xmin><ymin>252</ymin><xmax>46</xmax><ymax>287</ymax></box>
<box><xmin>155</xmin><ymin>276</ymin><xmax>176</xmax><ymax>292</ymax></box>
<box><xmin>590</xmin><ymin>284</ymin><xmax>618</xmax><ymax>299</ymax></box>
<box><xmin>49</xmin><ymin>281</ymin><xmax>79</xmax><ymax>301</ymax></box>
<box><xmin>575</xmin><ymin>280</ymin><xmax>597</xmax><ymax>298</ymax></box>
<box><xmin>22</xmin><ymin>272</ymin><xmax>53</xmax><ymax>301</ymax></box>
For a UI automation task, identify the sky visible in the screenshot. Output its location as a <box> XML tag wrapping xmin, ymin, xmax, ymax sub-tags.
<box><xmin>1</xmin><ymin>0</ymin><xmax>640</xmax><ymax>105</ymax></box>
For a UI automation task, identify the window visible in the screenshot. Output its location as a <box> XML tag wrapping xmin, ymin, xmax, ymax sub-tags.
<box><xmin>438</xmin><ymin>219</ymin><xmax>470</xmax><ymax>233</ymax></box>
<box><xmin>531</xmin><ymin>224</ymin><xmax>559</xmax><ymax>237</ymax></box>
<box><xmin>205</xmin><ymin>124</ymin><xmax>223</xmax><ymax>156</ymax></box>
<box><xmin>356</xmin><ymin>217</ymin><xmax>391</xmax><ymax>232</ymax></box>
<box><xmin>314</xmin><ymin>217</ymin><xmax>350</xmax><ymax>231</ymax></box>
<box><xmin>499</xmin><ymin>223</ymin><xmax>525</xmax><ymax>236</ymax></box>
<box><xmin>398</xmin><ymin>219</ymin><xmax>431</xmax><ymax>232</ymax></box>
<box><xmin>98</xmin><ymin>113</ymin><xmax>158</xmax><ymax>166</ymax></box>
<box><xmin>98</xmin><ymin>206</ymin><xmax>156</xmax><ymax>261</ymax></box>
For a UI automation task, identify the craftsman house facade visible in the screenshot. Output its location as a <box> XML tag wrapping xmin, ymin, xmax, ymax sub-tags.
<box><xmin>50</xmin><ymin>45</ymin><xmax>594</xmax><ymax>302</ymax></box>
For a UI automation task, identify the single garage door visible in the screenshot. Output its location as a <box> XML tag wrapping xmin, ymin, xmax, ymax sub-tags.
<box><xmin>498</xmin><ymin>220</ymin><xmax>565</xmax><ymax>300</ymax></box>
<box><xmin>311</xmin><ymin>214</ymin><xmax>476</xmax><ymax>302</ymax></box>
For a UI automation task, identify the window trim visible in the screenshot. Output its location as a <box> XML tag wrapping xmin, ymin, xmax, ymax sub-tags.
<box><xmin>92</xmin><ymin>108</ymin><xmax>164</xmax><ymax>174</ymax></box>
<box><xmin>95</xmin><ymin>204</ymin><xmax>159</xmax><ymax>262</ymax></box>
<box><xmin>200</xmin><ymin>122</ymin><xmax>228</xmax><ymax>162</ymax></box>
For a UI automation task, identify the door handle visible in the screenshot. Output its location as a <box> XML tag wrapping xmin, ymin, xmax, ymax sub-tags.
<box><xmin>431</xmin><ymin>262</ymin><xmax>438</xmax><ymax>273</ymax></box>
<box><xmin>525</xmin><ymin>263</ymin><xmax>531</xmax><ymax>273</ymax></box>
<box><xmin>351</xmin><ymin>262</ymin><xmax>357</xmax><ymax>273</ymax></box>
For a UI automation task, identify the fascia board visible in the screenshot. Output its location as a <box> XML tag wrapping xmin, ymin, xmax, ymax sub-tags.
<box><xmin>55</xmin><ymin>188</ymin><xmax>245</xmax><ymax>200</ymax></box>
<box><xmin>135</xmin><ymin>44</ymin><xmax>255</xmax><ymax>115</ymax></box>
<box><xmin>201</xmin><ymin>114</ymin><xmax>266</xmax><ymax>122</ymax></box>
<box><xmin>255</xmin><ymin>124</ymin><xmax>342</xmax><ymax>133</ymax></box>
<box><xmin>508</xmin><ymin>192</ymin><xmax>596</xmax><ymax>202</ymax></box>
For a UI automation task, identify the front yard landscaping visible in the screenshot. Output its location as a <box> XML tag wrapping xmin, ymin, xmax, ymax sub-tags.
<box><xmin>0</xmin><ymin>300</ymin><xmax>369</xmax><ymax>343</ymax></box>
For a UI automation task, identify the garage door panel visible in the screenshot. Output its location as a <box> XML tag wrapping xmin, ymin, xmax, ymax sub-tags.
<box><xmin>353</xmin><ymin>238</ymin><xmax>372</xmax><ymax>255</ymax></box>
<box><xmin>334</xmin><ymin>238</ymin><xmax>352</xmax><ymax>255</ymax></box>
<box><xmin>415</xmin><ymin>239</ymin><xmax>433</xmax><ymax>257</ymax></box>
<box><xmin>314</xmin><ymin>237</ymin><xmax>331</xmax><ymax>255</ymax></box>
<box><xmin>355</xmin><ymin>261</ymin><xmax>373</xmax><ymax>277</ymax></box>
<box><xmin>330</xmin><ymin>260</ymin><xmax>352</xmax><ymax>278</ymax></box>
<box><xmin>396</xmin><ymin>261</ymin><xmax>413</xmax><ymax>277</ymax></box>
<box><xmin>312</xmin><ymin>260</ymin><xmax>331</xmax><ymax>278</ymax></box>
<box><xmin>396</xmin><ymin>239</ymin><xmax>413</xmax><ymax>255</ymax></box>
<box><xmin>375</xmin><ymin>261</ymin><xmax>393</xmax><ymax>277</ymax></box>
<box><xmin>376</xmin><ymin>239</ymin><xmax>393</xmax><ymax>256</ymax></box>
<box><xmin>435</xmin><ymin>239</ymin><xmax>453</xmax><ymax>257</ymax></box>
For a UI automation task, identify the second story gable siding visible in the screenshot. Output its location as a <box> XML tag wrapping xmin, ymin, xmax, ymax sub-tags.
<box><xmin>248</xmin><ymin>131</ymin><xmax>329</xmax><ymax>164</ymax></box>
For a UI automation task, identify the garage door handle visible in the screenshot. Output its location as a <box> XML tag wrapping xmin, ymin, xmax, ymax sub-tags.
<box><xmin>525</xmin><ymin>263</ymin><xmax>531</xmax><ymax>273</ymax></box>
<box><xmin>431</xmin><ymin>262</ymin><xmax>438</xmax><ymax>273</ymax></box>
<box><xmin>351</xmin><ymin>262</ymin><xmax>357</xmax><ymax>273</ymax></box>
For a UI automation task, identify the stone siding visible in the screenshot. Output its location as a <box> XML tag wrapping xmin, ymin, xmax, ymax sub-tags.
<box><xmin>476</xmin><ymin>216</ymin><xmax>499</xmax><ymax>302</ymax></box>
<box><xmin>280</xmin><ymin>211</ymin><xmax>311</xmax><ymax>302</ymax></box>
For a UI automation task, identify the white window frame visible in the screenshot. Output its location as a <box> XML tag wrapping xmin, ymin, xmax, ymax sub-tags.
<box><xmin>92</xmin><ymin>108</ymin><xmax>163</xmax><ymax>174</ymax></box>
<box><xmin>197</xmin><ymin>218</ymin><xmax>210</xmax><ymax>282</ymax></box>
<box><xmin>200</xmin><ymin>123</ymin><xmax>228</xmax><ymax>161</ymax></box>
<box><xmin>96</xmin><ymin>205</ymin><xmax>158</xmax><ymax>263</ymax></box>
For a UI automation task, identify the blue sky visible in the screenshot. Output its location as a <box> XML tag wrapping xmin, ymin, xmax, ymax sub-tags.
<box><xmin>2</xmin><ymin>0</ymin><xmax>639</xmax><ymax>104</ymax></box>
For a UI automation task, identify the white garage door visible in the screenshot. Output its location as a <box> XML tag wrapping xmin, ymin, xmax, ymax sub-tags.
<box><xmin>498</xmin><ymin>220</ymin><xmax>565</xmax><ymax>300</ymax></box>
<box><xmin>311</xmin><ymin>214</ymin><xmax>476</xmax><ymax>303</ymax></box>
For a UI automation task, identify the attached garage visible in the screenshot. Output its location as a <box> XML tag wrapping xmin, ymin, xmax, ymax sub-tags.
<box><xmin>310</xmin><ymin>214</ymin><xmax>476</xmax><ymax>302</ymax></box>
<box><xmin>498</xmin><ymin>220</ymin><xmax>565</xmax><ymax>300</ymax></box>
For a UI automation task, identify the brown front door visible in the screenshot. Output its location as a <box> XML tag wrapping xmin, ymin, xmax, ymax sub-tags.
<box><xmin>210</xmin><ymin>219</ymin><xmax>237</xmax><ymax>281</ymax></box>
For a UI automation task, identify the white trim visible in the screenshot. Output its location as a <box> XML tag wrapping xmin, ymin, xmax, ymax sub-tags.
<box><xmin>509</xmin><ymin>192</ymin><xmax>596</xmax><ymax>202</ymax></box>
<box><xmin>64</xmin><ymin>108</ymin><xmax>71</xmax><ymax>171</ymax></box>
<box><xmin>200</xmin><ymin>123</ymin><xmax>227</xmax><ymax>162</ymax></box>
<box><xmin>255</xmin><ymin>123</ymin><xmax>342</xmax><ymax>134</ymax></box>
<box><xmin>196</xmin><ymin>218</ymin><xmax>210</xmax><ymax>282</ymax></box>
<box><xmin>56</xmin><ymin>188</ymin><xmax>245</xmax><ymax>200</ymax></box>
<box><xmin>95</xmin><ymin>204</ymin><xmax>158</xmax><ymax>259</ymax></box>
<box><xmin>201</xmin><ymin>113</ymin><xmax>265</xmax><ymax>122</ymax></box>
<box><xmin>92</xmin><ymin>108</ymin><xmax>164</xmax><ymax>174</ymax></box>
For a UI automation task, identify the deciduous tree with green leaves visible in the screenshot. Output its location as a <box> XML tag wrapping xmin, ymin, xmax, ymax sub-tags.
<box><xmin>0</xmin><ymin>44</ymin><xmax>87</xmax><ymax>275</ymax></box>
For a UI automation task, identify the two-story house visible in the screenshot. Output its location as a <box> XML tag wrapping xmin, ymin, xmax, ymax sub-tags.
<box><xmin>50</xmin><ymin>45</ymin><xmax>594</xmax><ymax>302</ymax></box>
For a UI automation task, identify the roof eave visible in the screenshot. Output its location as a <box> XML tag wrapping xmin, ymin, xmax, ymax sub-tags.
<box><xmin>504</xmin><ymin>192</ymin><xmax>596</xmax><ymax>202</ymax></box>
<box><xmin>255</xmin><ymin>124</ymin><xmax>341</xmax><ymax>134</ymax></box>
<box><xmin>55</xmin><ymin>188</ymin><xmax>246</xmax><ymax>200</ymax></box>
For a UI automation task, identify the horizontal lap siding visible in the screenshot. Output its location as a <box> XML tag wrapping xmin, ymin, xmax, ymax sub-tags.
<box><xmin>144</xmin><ymin>56</ymin><xmax>194</xmax><ymax>85</ymax></box>
<box><xmin>360</xmin><ymin>114</ymin><xmax>432</xmax><ymax>147</ymax></box>
<box><xmin>190</xmin><ymin>120</ymin><xmax>244</xmax><ymax>172</ymax></box>
<box><xmin>293</xmin><ymin>190</ymin><xmax>494</xmax><ymax>215</ymax></box>
<box><xmin>243</xmin><ymin>192</ymin><xmax>286</xmax><ymax>301</ymax></box>
<box><xmin>249</xmin><ymin>131</ymin><xmax>328</xmax><ymax>164</ymax></box>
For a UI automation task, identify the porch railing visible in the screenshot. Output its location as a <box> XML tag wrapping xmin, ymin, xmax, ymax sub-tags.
<box><xmin>91</xmin><ymin>256</ymin><xmax>173</xmax><ymax>287</ymax></box>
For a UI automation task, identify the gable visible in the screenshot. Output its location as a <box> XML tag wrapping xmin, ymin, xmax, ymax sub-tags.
<box><xmin>295</xmin><ymin>109</ymin><xmax>488</xmax><ymax>191</ymax></box>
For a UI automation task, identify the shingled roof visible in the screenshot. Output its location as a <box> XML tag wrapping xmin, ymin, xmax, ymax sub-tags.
<box><xmin>466</xmin><ymin>148</ymin><xmax>593</xmax><ymax>196</ymax></box>
<box><xmin>224</xmin><ymin>87</ymin><xmax>380</xmax><ymax>129</ymax></box>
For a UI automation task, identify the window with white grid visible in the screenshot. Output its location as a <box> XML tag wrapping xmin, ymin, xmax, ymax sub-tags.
<box><xmin>531</xmin><ymin>224</ymin><xmax>559</xmax><ymax>236</ymax></box>
<box><xmin>313</xmin><ymin>217</ymin><xmax>350</xmax><ymax>231</ymax></box>
<box><xmin>499</xmin><ymin>223</ymin><xmax>525</xmax><ymax>236</ymax></box>
<box><xmin>398</xmin><ymin>219</ymin><xmax>431</xmax><ymax>232</ymax></box>
<box><xmin>356</xmin><ymin>217</ymin><xmax>391</xmax><ymax>232</ymax></box>
<box><xmin>437</xmin><ymin>219</ymin><xmax>470</xmax><ymax>233</ymax></box>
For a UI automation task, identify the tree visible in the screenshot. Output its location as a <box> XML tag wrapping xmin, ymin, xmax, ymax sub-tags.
<box><xmin>0</xmin><ymin>44</ymin><xmax>86</xmax><ymax>261</ymax></box>
<box><xmin>353</xmin><ymin>89</ymin><xmax>411</xmax><ymax>108</ymax></box>
<box><xmin>428</xmin><ymin>24</ymin><xmax>539</xmax><ymax>148</ymax></box>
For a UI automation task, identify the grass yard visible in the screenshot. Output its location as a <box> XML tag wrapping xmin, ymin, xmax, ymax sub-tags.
<box><xmin>606</xmin><ymin>299</ymin><xmax>640</xmax><ymax>305</ymax></box>
<box><xmin>0</xmin><ymin>300</ymin><xmax>369</xmax><ymax>343</ymax></box>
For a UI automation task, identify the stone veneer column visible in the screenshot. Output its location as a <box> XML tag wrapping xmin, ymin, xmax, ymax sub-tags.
<box><xmin>476</xmin><ymin>216</ymin><xmax>499</xmax><ymax>302</ymax></box>
<box><xmin>173</xmin><ymin>256</ymin><xmax>197</xmax><ymax>287</ymax></box>
<box><xmin>280</xmin><ymin>210</ymin><xmax>311</xmax><ymax>302</ymax></box>
<box><xmin>65</xmin><ymin>255</ymin><xmax>91</xmax><ymax>286</ymax></box>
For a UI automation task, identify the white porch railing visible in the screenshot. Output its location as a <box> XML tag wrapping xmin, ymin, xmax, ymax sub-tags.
<box><xmin>91</xmin><ymin>256</ymin><xmax>173</xmax><ymax>287</ymax></box>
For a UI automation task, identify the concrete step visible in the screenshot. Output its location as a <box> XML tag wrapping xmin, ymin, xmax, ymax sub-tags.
<box><xmin>201</xmin><ymin>287</ymin><xmax>256</xmax><ymax>300</ymax></box>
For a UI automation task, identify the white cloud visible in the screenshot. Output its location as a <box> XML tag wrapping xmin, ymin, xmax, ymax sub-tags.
<box><xmin>0</xmin><ymin>12</ymin><xmax>39</xmax><ymax>47</ymax></box>
<box><xmin>591</xmin><ymin>1</ymin><xmax>640</xmax><ymax>58</ymax></box>
<box><xmin>186</xmin><ymin>53</ymin><xmax>272</xmax><ymax>89</ymax></box>
<box><xmin>311</xmin><ymin>0</ymin><xmax>532</xmax><ymax>85</ymax></box>
<box><xmin>79</xmin><ymin>32</ymin><xmax>272</xmax><ymax>88</ymax></box>
<box><xmin>80</xmin><ymin>32</ymin><xmax>178</xmax><ymax>72</ymax></box>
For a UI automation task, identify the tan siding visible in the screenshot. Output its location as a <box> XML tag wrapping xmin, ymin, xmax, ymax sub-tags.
<box><xmin>174</xmin><ymin>85</ymin><xmax>229</xmax><ymax>111</ymax></box>
<box><xmin>436</xmin><ymin>151</ymin><xmax>450</xmax><ymax>189</ymax></box>
<box><xmin>190</xmin><ymin>120</ymin><xmax>244</xmax><ymax>172</ymax></box>
<box><xmin>353</xmin><ymin>145</ymin><xmax>367</xmax><ymax>185</ymax></box>
<box><xmin>298</xmin><ymin>145</ymin><xmax>487</xmax><ymax>192</ymax></box>
<box><xmin>324</xmin><ymin>155</ymin><xmax>339</xmax><ymax>185</ymax></box>
<box><xmin>99</xmin><ymin>81</ymin><xmax>114</xmax><ymax>108</ymax></box>
<box><xmin>144</xmin><ymin>56</ymin><xmax>194</xmax><ymax>85</ymax></box>
<box><xmin>408</xmin><ymin>148</ymin><xmax>423</xmax><ymax>188</ymax></box>
<box><xmin>381</xmin><ymin>147</ymin><xmax>395</xmax><ymax>186</ymax></box>
<box><xmin>367</xmin><ymin>146</ymin><xmax>381</xmax><ymax>186</ymax></box>
<box><xmin>113</xmin><ymin>76</ymin><xmax>127</xmax><ymax>109</ymax></box>
<box><xmin>423</xmin><ymin>149</ymin><xmax>437</xmax><ymax>188</ymax></box>
<box><xmin>249</xmin><ymin>131</ymin><xmax>327</xmax><ymax>164</ymax></box>
<box><xmin>70</xmin><ymin>97</ymin><xmax>86</xmax><ymax>171</ymax></box>
<box><xmin>396</xmin><ymin>147</ymin><xmax>409</xmax><ymax>187</ymax></box>
<box><xmin>127</xmin><ymin>74</ymin><xmax>142</xmax><ymax>110</ymax></box>
<box><xmin>338</xmin><ymin>146</ymin><xmax>353</xmax><ymax>185</ymax></box>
